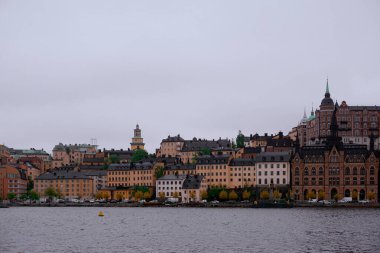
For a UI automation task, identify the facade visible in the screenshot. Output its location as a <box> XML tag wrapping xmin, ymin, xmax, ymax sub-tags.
<box><xmin>228</xmin><ymin>158</ymin><xmax>256</xmax><ymax>189</ymax></box>
<box><xmin>163</xmin><ymin>164</ymin><xmax>196</xmax><ymax>176</ymax></box>
<box><xmin>130</xmin><ymin>124</ymin><xmax>145</xmax><ymax>151</ymax></box>
<box><xmin>157</xmin><ymin>135</ymin><xmax>185</xmax><ymax>158</ymax></box>
<box><xmin>35</xmin><ymin>168</ymin><xmax>94</xmax><ymax>199</ymax></box>
<box><xmin>0</xmin><ymin>145</ymin><xmax>11</xmax><ymax>165</ymax></box>
<box><xmin>156</xmin><ymin>174</ymin><xmax>186</xmax><ymax>199</ymax></box>
<box><xmin>52</xmin><ymin>143</ymin><xmax>97</xmax><ymax>168</ymax></box>
<box><xmin>107</xmin><ymin>162</ymin><xmax>154</xmax><ymax>188</ymax></box>
<box><xmin>181</xmin><ymin>175</ymin><xmax>207</xmax><ymax>203</ymax></box>
<box><xmin>255</xmin><ymin>152</ymin><xmax>291</xmax><ymax>188</ymax></box>
<box><xmin>180</xmin><ymin>138</ymin><xmax>231</xmax><ymax>164</ymax></box>
<box><xmin>195</xmin><ymin>155</ymin><xmax>230</xmax><ymax>188</ymax></box>
<box><xmin>0</xmin><ymin>165</ymin><xmax>28</xmax><ymax>199</ymax></box>
<box><xmin>298</xmin><ymin>82</ymin><xmax>380</xmax><ymax>149</ymax></box>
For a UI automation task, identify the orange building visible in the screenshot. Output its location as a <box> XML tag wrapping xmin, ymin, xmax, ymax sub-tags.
<box><xmin>35</xmin><ymin>169</ymin><xmax>94</xmax><ymax>200</ymax></box>
<box><xmin>0</xmin><ymin>165</ymin><xmax>28</xmax><ymax>199</ymax></box>
<box><xmin>195</xmin><ymin>155</ymin><xmax>231</xmax><ymax>188</ymax></box>
<box><xmin>107</xmin><ymin>162</ymin><xmax>154</xmax><ymax>188</ymax></box>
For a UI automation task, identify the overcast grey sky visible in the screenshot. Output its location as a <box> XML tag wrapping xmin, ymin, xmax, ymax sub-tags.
<box><xmin>1</xmin><ymin>1</ymin><xmax>379</xmax><ymax>153</ymax></box>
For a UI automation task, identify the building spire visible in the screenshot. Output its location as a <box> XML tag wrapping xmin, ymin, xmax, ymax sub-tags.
<box><xmin>326</xmin><ymin>77</ymin><xmax>330</xmax><ymax>94</ymax></box>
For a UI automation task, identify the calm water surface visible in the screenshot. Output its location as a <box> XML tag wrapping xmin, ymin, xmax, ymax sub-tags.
<box><xmin>1</xmin><ymin>207</ymin><xmax>380</xmax><ymax>253</ymax></box>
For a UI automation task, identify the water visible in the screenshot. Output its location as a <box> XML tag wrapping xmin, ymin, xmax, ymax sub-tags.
<box><xmin>1</xmin><ymin>207</ymin><xmax>380</xmax><ymax>253</ymax></box>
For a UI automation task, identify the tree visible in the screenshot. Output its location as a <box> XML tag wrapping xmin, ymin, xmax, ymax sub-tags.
<box><xmin>29</xmin><ymin>191</ymin><xmax>39</xmax><ymax>201</ymax></box>
<box><xmin>44</xmin><ymin>187</ymin><xmax>57</xmax><ymax>200</ymax></box>
<box><xmin>201</xmin><ymin>191</ymin><xmax>208</xmax><ymax>200</ymax></box>
<box><xmin>173</xmin><ymin>192</ymin><xmax>179</xmax><ymax>198</ymax></box>
<box><xmin>20</xmin><ymin>193</ymin><xmax>29</xmax><ymax>201</ymax></box>
<box><xmin>134</xmin><ymin>191</ymin><xmax>143</xmax><ymax>201</ymax></box>
<box><xmin>189</xmin><ymin>191</ymin><xmax>196</xmax><ymax>201</ymax></box>
<box><xmin>236</xmin><ymin>130</ymin><xmax>245</xmax><ymax>148</ymax></box>
<box><xmin>95</xmin><ymin>192</ymin><xmax>104</xmax><ymax>199</ymax></box>
<box><xmin>199</xmin><ymin>148</ymin><xmax>211</xmax><ymax>156</ymax></box>
<box><xmin>229</xmin><ymin>190</ymin><xmax>238</xmax><ymax>201</ymax></box>
<box><xmin>231</xmin><ymin>140</ymin><xmax>237</xmax><ymax>149</ymax></box>
<box><xmin>103</xmin><ymin>191</ymin><xmax>110</xmax><ymax>200</ymax></box>
<box><xmin>352</xmin><ymin>190</ymin><xmax>358</xmax><ymax>201</ymax></box>
<box><xmin>334</xmin><ymin>194</ymin><xmax>343</xmax><ymax>202</ymax></box>
<box><xmin>143</xmin><ymin>191</ymin><xmax>151</xmax><ymax>200</ymax></box>
<box><xmin>260</xmin><ymin>190</ymin><xmax>270</xmax><ymax>200</ymax></box>
<box><xmin>131</xmin><ymin>149</ymin><xmax>149</xmax><ymax>162</ymax></box>
<box><xmin>242</xmin><ymin>190</ymin><xmax>251</xmax><ymax>200</ymax></box>
<box><xmin>7</xmin><ymin>192</ymin><xmax>17</xmax><ymax>201</ymax></box>
<box><xmin>368</xmin><ymin>191</ymin><xmax>376</xmax><ymax>201</ymax></box>
<box><xmin>159</xmin><ymin>192</ymin><xmax>165</xmax><ymax>201</ymax></box>
<box><xmin>27</xmin><ymin>176</ymin><xmax>34</xmax><ymax>191</ymax></box>
<box><xmin>219</xmin><ymin>190</ymin><xmax>228</xmax><ymax>201</ymax></box>
<box><xmin>306</xmin><ymin>191</ymin><xmax>316</xmax><ymax>200</ymax></box>
<box><xmin>318</xmin><ymin>190</ymin><xmax>325</xmax><ymax>201</ymax></box>
<box><xmin>154</xmin><ymin>166</ymin><xmax>164</xmax><ymax>179</ymax></box>
<box><xmin>109</xmin><ymin>154</ymin><xmax>120</xmax><ymax>164</ymax></box>
<box><xmin>116</xmin><ymin>193</ymin><xmax>124</xmax><ymax>201</ymax></box>
<box><xmin>273</xmin><ymin>189</ymin><xmax>281</xmax><ymax>200</ymax></box>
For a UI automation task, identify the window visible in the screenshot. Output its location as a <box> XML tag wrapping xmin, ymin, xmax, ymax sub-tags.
<box><xmin>360</xmin><ymin>177</ymin><xmax>365</xmax><ymax>185</ymax></box>
<box><xmin>345</xmin><ymin>167</ymin><xmax>350</xmax><ymax>175</ymax></box>
<box><xmin>311</xmin><ymin>168</ymin><xmax>316</xmax><ymax>176</ymax></box>
<box><xmin>304</xmin><ymin>168</ymin><xmax>309</xmax><ymax>176</ymax></box>
<box><xmin>370</xmin><ymin>167</ymin><xmax>375</xmax><ymax>175</ymax></box>
<box><xmin>295</xmin><ymin>168</ymin><xmax>300</xmax><ymax>176</ymax></box>
<box><xmin>304</xmin><ymin>178</ymin><xmax>309</xmax><ymax>185</ymax></box>
<box><xmin>353</xmin><ymin>177</ymin><xmax>357</xmax><ymax>185</ymax></box>
<box><xmin>370</xmin><ymin>177</ymin><xmax>375</xmax><ymax>185</ymax></box>
<box><xmin>360</xmin><ymin>168</ymin><xmax>366</xmax><ymax>175</ymax></box>
<box><xmin>318</xmin><ymin>167</ymin><xmax>323</xmax><ymax>175</ymax></box>
<box><xmin>295</xmin><ymin>177</ymin><xmax>299</xmax><ymax>186</ymax></box>
<box><xmin>318</xmin><ymin>178</ymin><xmax>323</xmax><ymax>185</ymax></box>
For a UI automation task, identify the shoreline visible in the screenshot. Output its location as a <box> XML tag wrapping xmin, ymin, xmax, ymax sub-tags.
<box><xmin>3</xmin><ymin>202</ymin><xmax>380</xmax><ymax>209</ymax></box>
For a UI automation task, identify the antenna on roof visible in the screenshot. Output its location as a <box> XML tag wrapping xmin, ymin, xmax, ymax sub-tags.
<box><xmin>90</xmin><ymin>138</ymin><xmax>97</xmax><ymax>146</ymax></box>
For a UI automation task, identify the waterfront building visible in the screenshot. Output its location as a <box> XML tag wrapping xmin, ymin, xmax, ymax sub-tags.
<box><xmin>228</xmin><ymin>158</ymin><xmax>256</xmax><ymax>189</ymax></box>
<box><xmin>156</xmin><ymin>174</ymin><xmax>186</xmax><ymax>199</ymax></box>
<box><xmin>52</xmin><ymin>143</ymin><xmax>97</xmax><ymax>168</ymax></box>
<box><xmin>0</xmin><ymin>145</ymin><xmax>11</xmax><ymax>165</ymax></box>
<box><xmin>130</xmin><ymin>124</ymin><xmax>145</xmax><ymax>151</ymax></box>
<box><xmin>297</xmin><ymin>81</ymin><xmax>380</xmax><ymax>149</ymax></box>
<box><xmin>181</xmin><ymin>175</ymin><xmax>207</xmax><ymax>203</ymax></box>
<box><xmin>292</xmin><ymin>104</ymin><xmax>380</xmax><ymax>201</ymax></box>
<box><xmin>35</xmin><ymin>167</ymin><xmax>94</xmax><ymax>199</ymax></box>
<box><xmin>157</xmin><ymin>135</ymin><xmax>185</xmax><ymax>158</ymax></box>
<box><xmin>163</xmin><ymin>164</ymin><xmax>196</xmax><ymax>176</ymax></box>
<box><xmin>0</xmin><ymin>165</ymin><xmax>27</xmax><ymax>199</ymax></box>
<box><xmin>17</xmin><ymin>157</ymin><xmax>47</xmax><ymax>174</ymax></box>
<box><xmin>255</xmin><ymin>152</ymin><xmax>291</xmax><ymax>188</ymax></box>
<box><xmin>236</xmin><ymin>147</ymin><xmax>261</xmax><ymax>159</ymax></box>
<box><xmin>180</xmin><ymin>138</ymin><xmax>231</xmax><ymax>164</ymax></box>
<box><xmin>195</xmin><ymin>155</ymin><xmax>230</xmax><ymax>188</ymax></box>
<box><xmin>107</xmin><ymin>162</ymin><xmax>154</xmax><ymax>188</ymax></box>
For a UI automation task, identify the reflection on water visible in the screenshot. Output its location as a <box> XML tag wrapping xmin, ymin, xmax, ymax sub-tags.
<box><xmin>1</xmin><ymin>207</ymin><xmax>380</xmax><ymax>253</ymax></box>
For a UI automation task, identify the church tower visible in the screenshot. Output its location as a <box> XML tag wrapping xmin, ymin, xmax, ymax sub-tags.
<box><xmin>131</xmin><ymin>124</ymin><xmax>145</xmax><ymax>151</ymax></box>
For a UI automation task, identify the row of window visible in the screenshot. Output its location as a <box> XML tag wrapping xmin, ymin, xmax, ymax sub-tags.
<box><xmin>257</xmin><ymin>164</ymin><xmax>287</xmax><ymax>169</ymax></box>
<box><xmin>109</xmin><ymin>171</ymin><xmax>152</xmax><ymax>175</ymax></box>
<box><xmin>258</xmin><ymin>178</ymin><xmax>287</xmax><ymax>185</ymax></box>
<box><xmin>296</xmin><ymin>167</ymin><xmax>375</xmax><ymax>176</ymax></box>
<box><xmin>294</xmin><ymin>177</ymin><xmax>376</xmax><ymax>186</ymax></box>
<box><xmin>258</xmin><ymin>171</ymin><xmax>286</xmax><ymax>176</ymax></box>
<box><xmin>108</xmin><ymin>176</ymin><xmax>152</xmax><ymax>181</ymax></box>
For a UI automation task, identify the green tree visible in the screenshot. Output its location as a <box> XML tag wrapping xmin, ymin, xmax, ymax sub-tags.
<box><xmin>154</xmin><ymin>166</ymin><xmax>164</xmax><ymax>179</ymax></box>
<box><xmin>242</xmin><ymin>190</ymin><xmax>251</xmax><ymax>200</ymax></box>
<box><xmin>219</xmin><ymin>190</ymin><xmax>228</xmax><ymax>201</ymax></box>
<box><xmin>260</xmin><ymin>190</ymin><xmax>270</xmax><ymax>200</ymax></box>
<box><xmin>109</xmin><ymin>154</ymin><xmax>120</xmax><ymax>164</ymax></box>
<box><xmin>236</xmin><ymin>130</ymin><xmax>245</xmax><ymax>148</ymax></box>
<box><xmin>229</xmin><ymin>190</ymin><xmax>238</xmax><ymax>201</ymax></box>
<box><xmin>199</xmin><ymin>148</ymin><xmax>211</xmax><ymax>156</ymax></box>
<box><xmin>44</xmin><ymin>187</ymin><xmax>57</xmax><ymax>200</ymax></box>
<box><xmin>7</xmin><ymin>192</ymin><xmax>17</xmax><ymax>201</ymax></box>
<box><xmin>131</xmin><ymin>149</ymin><xmax>149</xmax><ymax>162</ymax></box>
<box><xmin>27</xmin><ymin>176</ymin><xmax>34</xmax><ymax>191</ymax></box>
<box><xmin>29</xmin><ymin>191</ymin><xmax>39</xmax><ymax>201</ymax></box>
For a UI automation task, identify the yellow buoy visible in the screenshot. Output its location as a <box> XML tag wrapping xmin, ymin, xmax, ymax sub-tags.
<box><xmin>98</xmin><ymin>211</ymin><xmax>104</xmax><ymax>217</ymax></box>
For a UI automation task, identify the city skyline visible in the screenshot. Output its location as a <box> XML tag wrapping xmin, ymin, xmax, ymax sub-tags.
<box><xmin>1</xmin><ymin>1</ymin><xmax>380</xmax><ymax>153</ymax></box>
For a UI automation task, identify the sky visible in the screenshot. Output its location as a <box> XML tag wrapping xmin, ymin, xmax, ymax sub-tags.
<box><xmin>1</xmin><ymin>1</ymin><xmax>380</xmax><ymax>153</ymax></box>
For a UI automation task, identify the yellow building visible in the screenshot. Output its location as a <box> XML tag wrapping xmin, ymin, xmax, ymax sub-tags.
<box><xmin>131</xmin><ymin>124</ymin><xmax>145</xmax><ymax>151</ymax></box>
<box><xmin>228</xmin><ymin>158</ymin><xmax>256</xmax><ymax>189</ymax></box>
<box><xmin>35</xmin><ymin>169</ymin><xmax>94</xmax><ymax>199</ymax></box>
<box><xmin>107</xmin><ymin>162</ymin><xmax>154</xmax><ymax>188</ymax></box>
<box><xmin>195</xmin><ymin>155</ymin><xmax>231</xmax><ymax>188</ymax></box>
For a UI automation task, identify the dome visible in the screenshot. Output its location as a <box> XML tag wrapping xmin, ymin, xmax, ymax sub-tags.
<box><xmin>321</xmin><ymin>96</ymin><xmax>334</xmax><ymax>107</ymax></box>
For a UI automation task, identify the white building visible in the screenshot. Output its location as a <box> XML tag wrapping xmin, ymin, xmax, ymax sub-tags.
<box><xmin>156</xmin><ymin>175</ymin><xmax>186</xmax><ymax>199</ymax></box>
<box><xmin>255</xmin><ymin>152</ymin><xmax>291</xmax><ymax>187</ymax></box>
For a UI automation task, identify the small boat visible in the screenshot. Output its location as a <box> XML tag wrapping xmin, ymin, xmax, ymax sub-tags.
<box><xmin>98</xmin><ymin>211</ymin><xmax>104</xmax><ymax>217</ymax></box>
